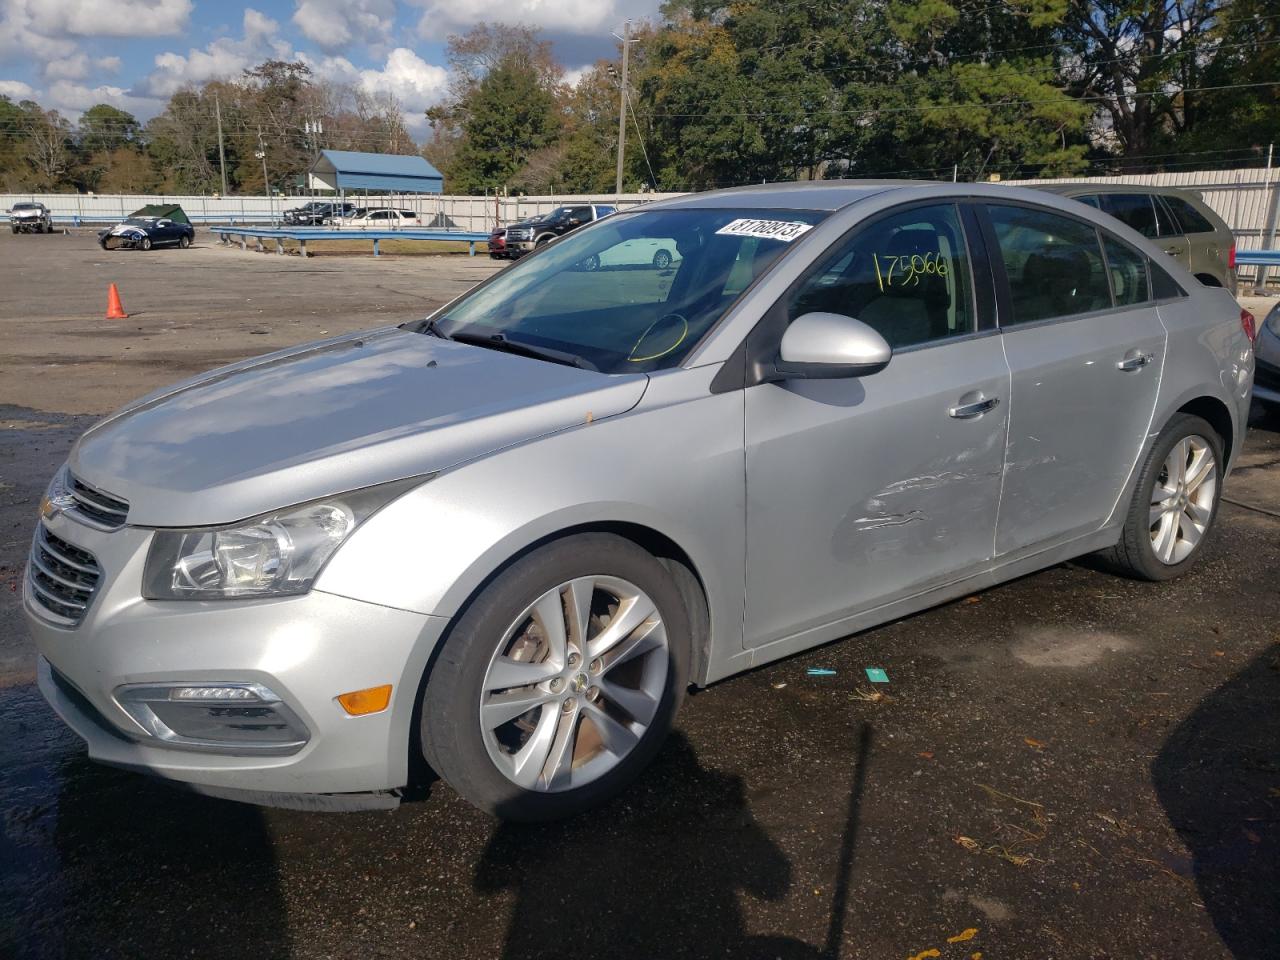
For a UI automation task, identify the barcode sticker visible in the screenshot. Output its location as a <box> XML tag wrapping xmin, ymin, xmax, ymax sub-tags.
<box><xmin>715</xmin><ymin>218</ymin><xmax>814</xmax><ymax>242</ymax></box>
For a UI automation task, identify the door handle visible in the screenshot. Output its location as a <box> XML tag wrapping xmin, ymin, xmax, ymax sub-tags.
<box><xmin>948</xmin><ymin>396</ymin><xmax>1000</xmax><ymax>419</ymax></box>
<box><xmin>1117</xmin><ymin>353</ymin><xmax>1153</xmax><ymax>371</ymax></box>
<box><xmin>1163</xmin><ymin>247</ymin><xmax>1182</xmax><ymax>255</ymax></box>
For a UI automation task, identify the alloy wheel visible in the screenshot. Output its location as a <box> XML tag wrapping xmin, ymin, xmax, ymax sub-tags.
<box><xmin>1149</xmin><ymin>434</ymin><xmax>1217</xmax><ymax>565</ymax></box>
<box><xmin>479</xmin><ymin>575</ymin><xmax>669</xmax><ymax>793</ymax></box>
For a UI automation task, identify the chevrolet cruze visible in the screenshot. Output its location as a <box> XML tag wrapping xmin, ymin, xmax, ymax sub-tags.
<box><xmin>26</xmin><ymin>182</ymin><xmax>1256</xmax><ymax>820</ymax></box>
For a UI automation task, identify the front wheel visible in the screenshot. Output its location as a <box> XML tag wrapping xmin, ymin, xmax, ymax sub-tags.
<box><xmin>1104</xmin><ymin>413</ymin><xmax>1223</xmax><ymax>581</ymax></box>
<box><xmin>140</xmin><ymin>236</ymin><xmax>152</xmax><ymax>251</ymax></box>
<box><xmin>420</xmin><ymin>534</ymin><xmax>690</xmax><ymax>821</ymax></box>
<box><xmin>653</xmin><ymin>249</ymin><xmax>673</xmax><ymax>269</ymax></box>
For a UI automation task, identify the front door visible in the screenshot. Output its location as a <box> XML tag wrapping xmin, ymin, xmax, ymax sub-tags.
<box><xmin>983</xmin><ymin>203</ymin><xmax>1167</xmax><ymax>555</ymax></box>
<box><xmin>743</xmin><ymin>202</ymin><xmax>1009</xmax><ymax>649</ymax></box>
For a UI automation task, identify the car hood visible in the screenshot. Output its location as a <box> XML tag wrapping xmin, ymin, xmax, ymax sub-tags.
<box><xmin>70</xmin><ymin>327</ymin><xmax>649</xmax><ymax>527</ymax></box>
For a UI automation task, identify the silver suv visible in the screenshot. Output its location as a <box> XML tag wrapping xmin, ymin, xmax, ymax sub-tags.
<box><xmin>1036</xmin><ymin>184</ymin><xmax>1236</xmax><ymax>293</ymax></box>
<box><xmin>25</xmin><ymin>182</ymin><xmax>1255</xmax><ymax>820</ymax></box>
<box><xmin>9</xmin><ymin>201</ymin><xmax>53</xmax><ymax>233</ymax></box>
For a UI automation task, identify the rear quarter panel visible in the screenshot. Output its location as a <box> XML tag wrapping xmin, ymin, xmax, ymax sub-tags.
<box><xmin>1153</xmin><ymin>284</ymin><xmax>1253</xmax><ymax>471</ymax></box>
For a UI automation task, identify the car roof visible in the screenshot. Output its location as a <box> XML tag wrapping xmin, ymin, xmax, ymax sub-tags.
<box><xmin>1034</xmin><ymin>182</ymin><xmax>1199</xmax><ymax>199</ymax></box>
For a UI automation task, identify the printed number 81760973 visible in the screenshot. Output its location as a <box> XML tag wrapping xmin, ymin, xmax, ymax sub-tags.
<box><xmin>872</xmin><ymin>251</ymin><xmax>949</xmax><ymax>291</ymax></box>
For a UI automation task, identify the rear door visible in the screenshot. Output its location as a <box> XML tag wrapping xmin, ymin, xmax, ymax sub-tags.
<box><xmin>1150</xmin><ymin>195</ymin><xmax>1192</xmax><ymax>271</ymax></box>
<box><xmin>743</xmin><ymin>202</ymin><xmax>1009</xmax><ymax>648</ymax></box>
<box><xmin>982</xmin><ymin>202</ymin><xmax>1166</xmax><ymax>555</ymax></box>
<box><xmin>1159</xmin><ymin>194</ymin><xmax>1228</xmax><ymax>284</ymax></box>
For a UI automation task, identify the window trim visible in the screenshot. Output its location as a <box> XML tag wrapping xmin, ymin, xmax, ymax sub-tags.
<box><xmin>1099</xmin><ymin>229</ymin><xmax>1154</xmax><ymax>306</ymax></box>
<box><xmin>720</xmin><ymin>199</ymin><xmax>988</xmax><ymax>390</ymax></box>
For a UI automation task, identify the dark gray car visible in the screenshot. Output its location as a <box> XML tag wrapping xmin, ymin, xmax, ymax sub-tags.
<box><xmin>1037</xmin><ymin>184</ymin><xmax>1235</xmax><ymax>293</ymax></box>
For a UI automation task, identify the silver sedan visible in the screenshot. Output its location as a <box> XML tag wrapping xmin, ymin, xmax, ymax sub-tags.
<box><xmin>25</xmin><ymin>181</ymin><xmax>1254</xmax><ymax>820</ymax></box>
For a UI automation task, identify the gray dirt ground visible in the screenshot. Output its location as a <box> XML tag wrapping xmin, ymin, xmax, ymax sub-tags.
<box><xmin>1</xmin><ymin>232</ymin><xmax>1278</xmax><ymax>960</ymax></box>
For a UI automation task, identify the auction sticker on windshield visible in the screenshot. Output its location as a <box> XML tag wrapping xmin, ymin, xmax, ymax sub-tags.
<box><xmin>715</xmin><ymin>218</ymin><xmax>814</xmax><ymax>242</ymax></box>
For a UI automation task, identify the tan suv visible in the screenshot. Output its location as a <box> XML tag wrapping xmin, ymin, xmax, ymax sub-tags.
<box><xmin>1037</xmin><ymin>184</ymin><xmax>1235</xmax><ymax>293</ymax></box>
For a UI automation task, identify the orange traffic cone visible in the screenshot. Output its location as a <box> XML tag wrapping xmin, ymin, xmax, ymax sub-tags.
<box><xmin>106</xmin><ymin>283</ymin><xmax>128</xmax><ymax>319</ymax></box>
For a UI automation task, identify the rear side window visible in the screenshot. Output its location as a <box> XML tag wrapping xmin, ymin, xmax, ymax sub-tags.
<box><xmin>1100</xmin><ymin>234</ymin><xmax>1150</xmax><ymax>306</ymax></box>
<box><xmin>986</xmin><ymin>204</ymin><xmax>1112</xmax><ymax>324</ymax></box>
<box><xmin>1161</xmin><ymin>195</ymin><xmax>1216</xmax><ymax>235</ymax></box>
<box><xmin>1095</xmin><ymin>194</ymin><xmax>1159</xmax><ymax>238</ymax></box>
<box><xmin>788</xmin><ymin>203</ymin><xmax>973</xmax><ymax>349</ymax></box>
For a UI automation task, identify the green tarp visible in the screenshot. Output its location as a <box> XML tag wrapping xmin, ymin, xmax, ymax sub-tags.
<box><xmin>129</xmin><ymin>203</ymin><xmax>191</xmax><ymax>224</ymax></box>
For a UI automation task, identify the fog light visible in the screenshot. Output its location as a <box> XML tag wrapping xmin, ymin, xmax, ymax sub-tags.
<box><xmin>114</xmin><ymin>682</ymin><xmax>310</xmax><ymax>754</ymax></box>
<box><xmin>336</xmin><ymin>684</ymin><xmax>392</xmax><ymax>716</ymax></box>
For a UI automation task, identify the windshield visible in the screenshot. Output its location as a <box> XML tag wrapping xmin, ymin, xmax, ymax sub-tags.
<box><xmin>124</xmin><ymin>217</ymin><xmax>156</xmax><ymax>225</ymax></box>
<box><xmin>13</xmin><ymin>203</ymin><xmax>38</xmax><ymax>211</ymax></box>
<box><xmin>430</xmin><ymin>207</ymin><xmax>828</xmax><ymax>373</ymax></box>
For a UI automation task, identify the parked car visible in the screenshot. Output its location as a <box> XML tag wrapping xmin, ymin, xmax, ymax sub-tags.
<box><xmin>488</xmin><ymin>224</ymin><xmax>514</xmax><ymax>259</ymax></box>
<box><xmin>26</xmin><ymin>181</ymin><xmax>1254</xmax><ymax>821</ymax></box>
<box><xmin>9</xmin><ymin>202</ymin><xmax>53</xmax><ymax>233</ymax></box>
<box><xmin>1037</xmin><ymin>184</ymin><xmax>1235</xmax><ymax>292</ymax></box>
<box><xmin>335</xmin><ymin>208</ymin><xmax>422</xmax><ymax>229</ymax></box>
<box><xmin>1255</xmin><ymin>301</ymin><xmax>1280</xmax><ymax>410</ymax></box>
<box><xmin>97</xmin><ymin>215</ymin><xmax>195</xmax><ymax>250</ymax></box>
<box><xmin>579</xmin><ymin>236</ymin><xmax>680</xmax><ymax>271</ymax></box>
<box><xmin>284</xmin><ymin>201</ymin><xmax>354</xmax><ymax>226</ymax></box>
<box><xmin>503</xmin><ymin>203</ymin><xmax>616</xmax><ymax>257</ymax></box>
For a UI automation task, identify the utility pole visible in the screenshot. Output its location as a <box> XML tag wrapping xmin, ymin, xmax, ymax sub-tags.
<box><xmin>611</xmin><ymin>20</ymin><xmax>637</xmax><ymax>199</ymax></box>
<box><xmin>214</xmin><ymin>91</ymin><xmax>228</xmax><ymax>196</ymax></box>
<box><xmin>256</xmin><ymin>127</ymin><xmax>272</xmax><ymax>224</ymax></box>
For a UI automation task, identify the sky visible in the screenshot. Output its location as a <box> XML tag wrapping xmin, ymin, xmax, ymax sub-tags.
<box><xmin>0</xmin><ymin>0</ymin><xmax>659</xmax><ymax>133</ymax></box>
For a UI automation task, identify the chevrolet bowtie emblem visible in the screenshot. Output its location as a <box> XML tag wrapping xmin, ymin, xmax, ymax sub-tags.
<box><xmin>40</xmin><ymin>493</ymin><xmax>75</xmax><ymax>521</ymax></box>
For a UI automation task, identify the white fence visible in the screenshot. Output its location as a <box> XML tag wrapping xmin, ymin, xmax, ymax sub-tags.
<box><xmin>6</xmin><ymin>168</ymin><xmax>1279</xmax><ymax>256</ymax></box>
<box><xmin>0</xmin><ymin>191</ymin><xmax>684</xmax><ymax>230</ymax></box>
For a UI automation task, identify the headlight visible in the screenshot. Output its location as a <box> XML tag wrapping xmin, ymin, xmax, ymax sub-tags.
<box><xmin>142</xmin><ymin>477</ymin><xmax>424</xmax><ymax>600</ymax></box>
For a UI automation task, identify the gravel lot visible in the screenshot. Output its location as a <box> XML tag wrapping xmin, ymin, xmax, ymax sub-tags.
<box><xmin>1</xmin><ymin>231</ymin><xmax>1278</xmax><ymax>960</ymax></box>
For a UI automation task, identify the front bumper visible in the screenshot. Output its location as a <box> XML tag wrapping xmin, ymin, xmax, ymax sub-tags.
<box><xmin>25</xmin><ymin>512</ymin><xmax>449</xmax><ymax>800</ymax></box>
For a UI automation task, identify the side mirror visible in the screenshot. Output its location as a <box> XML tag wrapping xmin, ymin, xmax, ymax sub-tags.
<box><xmin>775</xmin><ymin>312</ymin><xmax>892</xmax><ymax>380</ymax></box>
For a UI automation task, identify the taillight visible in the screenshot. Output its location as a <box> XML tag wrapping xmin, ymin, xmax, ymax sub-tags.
<box><xmin>1228</xmin><ymin>244</ymin><xmax>1236</xmax><ymax>270</ymax></box>
<box><xmin>1241</xmin><ymin>308</ymin><xmax>1257</xmax><ymax>343</ymax></box>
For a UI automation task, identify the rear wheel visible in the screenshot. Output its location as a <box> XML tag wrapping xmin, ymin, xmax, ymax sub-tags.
<box><xmin>420</xmin><ymin>534</ymin><xmax>690</xmax><ymax>820</ymax></box>
<box><xmin>581</xmin><ymin>253</ymin><xmax>601</xmax><ymax>271</ymax></box>
<box><xmin>179</xmin><ymin>234</ymin><xmax>191</xmax><ymax>249</ymax></box>
<box><xmin>653</xmin><ymin>249</ymin><xmax>672</xmax><ymax>269</ymax></box>
<box><xmin>1104</xmin><ymin>413</ymin><xmax>1223</xmax><ymax>581</ymax></box>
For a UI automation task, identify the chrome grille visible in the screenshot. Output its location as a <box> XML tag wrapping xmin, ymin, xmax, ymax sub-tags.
<box><xmin>68</xmin><ymin>474</ymin><xmax>129</xmax><ymax>529</ymax></box>
<box><xmin>27</xmin><ymin>524</ymin><xmax>102</xmax><ymax>627</ymax></box>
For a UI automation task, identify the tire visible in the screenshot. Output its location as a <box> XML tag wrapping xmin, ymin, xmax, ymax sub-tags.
<box><xmin>1103</xmin><ymin>413</ymin><xmax>1224</xmax><ymax>581</ymax></box>
<box><xmin>420</xmin><ymin>533</ymin><xmax>691</xmax><ymax>821</ymax></box>
<box><xmin>179</xmin><ymin>234</ymin><xmax>191</xmax><ymax>249</ymax></box>
<box><xmin>535</xmin><ymin>234</ymin><xmax>553</xmax><ymax>248</ymax></box>
<box><xmin>653</xmin><ymin>249</ymin><xmax>672</xmax><ymax>269</ymax></box>
<box><xmin>140</xmin><ymin>237</ymin><xmax>152</xmax><ymax>251</ymax></box>
<box><xmin>581</xmin><ymin>253</ymin><xmax>601</xmax><ymax>272</ymax></box>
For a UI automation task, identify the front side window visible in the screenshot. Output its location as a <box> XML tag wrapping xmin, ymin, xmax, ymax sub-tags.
<box><xmin>987</xmin><ymin>204</ymin><xmax>1112</xmax><ymax>324</ymax></box>
<box><xmin>1094</xmin><ymin>194</ymin><xmax>1159</xmax><ymax>238</ymax></box>
<box><xmin>787</xmin><ymin>203</ymin><xmax>973</xmax><ymax>349</ymax></box>
<box><xmin>432</xmin><ymin>207</ymin><xmax>828</xmax><ymax>373</ymax></box>
<box><xmin>1100</xmin><ymin>234</ymin><xmax>1150</xmax><ymax>306</ymax></box>
<box><xmin>1161</xmin><ymin>195</ymin><xmax>1216</xmax><ymax>235</ymax></box>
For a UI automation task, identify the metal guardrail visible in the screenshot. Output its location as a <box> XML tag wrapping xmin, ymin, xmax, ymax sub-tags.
<box><xmin>1234</xmin><ymin>249</ymin><xmax>1280</xmax><ymax>266</ymax></box>
<box><xmin>214</xmin><ymin>225</ymin><xmax>492</xmax><ymax>257</ymax></box>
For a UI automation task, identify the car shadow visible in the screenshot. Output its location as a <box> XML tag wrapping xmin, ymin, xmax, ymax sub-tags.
<box><xmin>0</xmin><ymin>686</ymin><xmax>289</xmax><ymax>960</ymax></box>
<box><xmin>1153</xmin><ymin>643</ymin><xmax>1280</xmax><ymax>959</ymax></box>
<box><xmin>476</xmin><ymin>727</ymin><xmax>873</xmax><ymax>960</ymax></box>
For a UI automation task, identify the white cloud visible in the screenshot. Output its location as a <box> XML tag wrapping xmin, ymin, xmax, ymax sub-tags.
<box><xmin>137</xmin><ymin>7</ymin><xmax>290</xmax><ymax>97</ymax></box>
<box><xmin>97</xmin><ymin>56</ymin><xmax>122</xmax><ymax>74</ymax></box>
<box><xmin>44</xmin><ymin>53</ymin><xmax>92</xmax><ymax>81</ymax></box>
<box><xmin>46</xmin><ymin>79</ymin><xmax>164</xmax><ymax>119</ymax></box>
<box><xmin>14</xmin><ymin>0</ymin><xmax>191</xmax><ymax>38</ymax></box>
<box><xmin>292</xmin><ymin>0</ymin><xmax>395</xmax><ymax>53</ymax></box>
<box><xmin>302</xmin><ymin>47</ymin><xmax>448</xmax><ymax>131</ymax></box>
<box><xmin>409</xmin><ymin>0</ymin><xmax>660</xmax><ymax>37</ymax></box>
<box><xmin>562</xmin><ymin>65</ymin><xmax>591</xmax><ymax>88</ymax></box>
<box><xmin>0</xmin><ymin>78</ymin><xmax>36</xmax><ymax>100</ymax></box>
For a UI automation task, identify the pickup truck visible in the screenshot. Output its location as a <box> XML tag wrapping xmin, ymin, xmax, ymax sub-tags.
<box><xmin>497</xmin><ymin>203</ymin><xmax>616</xmax><ymax>258</ymax></box>
<box><xmin>9</xmin><ymin>202</ymin><xmax>53</xmax><ymax>234</ymax></box>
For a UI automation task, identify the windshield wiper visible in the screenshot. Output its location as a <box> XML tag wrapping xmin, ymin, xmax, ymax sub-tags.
<box><xmin>417</xmin><ymin>317</ymin><xmax>451</xmax><ymax>339</ymax></box>
<box><xmin>449</xmin><ymin>331</ymin><xmax>597</xmax><ymax>371</ymax></box>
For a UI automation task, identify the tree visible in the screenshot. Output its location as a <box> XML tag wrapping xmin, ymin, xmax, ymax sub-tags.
<box><xmin>79</xmin><ymin>104</ymin><xmax>141</xmax><ymax>154</ymax></box>
<box><xmin>446</xmin><ymin>61</ymin><xmax>560</xmax><ymax>193</ymax></box>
